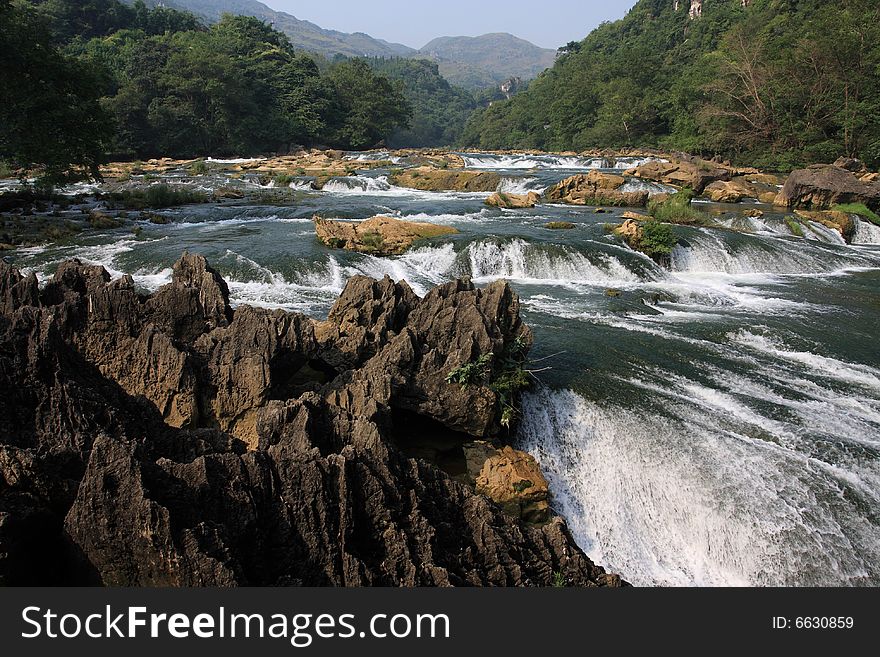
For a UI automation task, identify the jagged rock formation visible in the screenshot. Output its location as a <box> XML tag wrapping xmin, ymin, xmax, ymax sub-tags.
<box><xmin>0</xmin><ymin>254</ymin><xmax>623</xmax><ymax>587</ymax></box>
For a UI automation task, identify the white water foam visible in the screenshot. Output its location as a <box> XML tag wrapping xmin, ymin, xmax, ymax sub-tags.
<box><xmin>498</xmin><ymin>177</ymin><xmax>545</xmax><ymax>195</ymax></box>
<box><xmin>321</xmin><ymin>176</ymin><xmax>395</xmax><ymax>194</ymax></box>
<box><xmin>802</xmin><ymin>220</ymin><xmax>847</xmax><ymax>245</ymax></box>
<box><xmin>731</xmin><ymin>330</ymin><xmax>880</xmax><ymax>393</ymax></box>
<box><xmin>618</xmin><ymin>178</ymin><xmax>677</xmax><ymax>196</ymax></box>
<box><xmin>853</xmin><ymin>217</ymin><xmax>880</xmax><ymax>245</ymax></box>
<box><xmin>464</xmin><ymin>239</ymin><xmax>640</xmax><ymax>287</ymax></box>
<box><xmin>345</xmin><ymin>151</ymin><xmax>402</xmax><ymax>164</ymax></box>
<box><xmin>460</xmin><ymin>153</ymin><xmax>666</xmax><ymax>170</ymax></box>
<box><xmin>670</xmin><ymin>231</ymin><xmax>856</xmax><ymax>275</ymax></box>
<box><xmin>396</xmin><ymin>209</ymin><xmax>494</xmax><ymax>225</ymax></box>
<box><xmin>352</xmin><ymin>244</ymin><xmax>458</xmax><ymax>296</ymax></box>
<box><xmin>518</xmin><ymin>386</ymin><xmax>880</xmax><ymax>586</ymax></box>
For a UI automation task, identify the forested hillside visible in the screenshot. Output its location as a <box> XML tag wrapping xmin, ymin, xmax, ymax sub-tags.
<box><xmin>1</xmin><ymin>0</ymin><xmax>413</xmax><ymax>182</ymax></box>
<box><xmin>366</xmin><ymin>59</ymin><xmax>477</xmax><ymax>148</ymax></box>
<box><xmin>462</xmin><ymin>0</ymin><xmax>880</xmax><ymax>169</ymax></box>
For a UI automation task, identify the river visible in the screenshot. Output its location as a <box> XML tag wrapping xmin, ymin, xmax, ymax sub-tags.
<box><xmin>6</xmin><ymin>152</ymin><xmax>880</xmax><ymax>586</ymax></box>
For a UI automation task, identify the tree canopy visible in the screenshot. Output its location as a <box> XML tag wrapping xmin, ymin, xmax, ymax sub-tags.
<box><xmin>0</xmin><ymin>0</ymin><xmax>112</xmax><ymax>183</ymax></box>
<box><xmin>462</xmin><ymin>0</ymin><xmax>880</xmax><ymax>170</ymax></box>
<box><xmin>2</xmin><ymin>0</ymin><xmax>416</xmax><ymax>179</ymax></box>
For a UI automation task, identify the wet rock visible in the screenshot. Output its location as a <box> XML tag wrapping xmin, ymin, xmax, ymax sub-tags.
<box><xmin>476</xmin><ymin>446</ymin><xmax>551</xmax><ymax>524</ymax></box>
<box><xmin>388</xmin><ymin>167</ymin><xmax>501</xmax><ymax>192</ymax></box>
<box><xmin>545</xmin><ymin>172</ymin><xmax>648</xmax><ymax>207</ymax></box>
<box><xmin>613</xmin><ymin>218</ymin><xmax>644</xmax><ymax>245</ymax></box>
<box><xmin>88</xmin><ymin>209</ymin><xmax>123</xmax><ymax>229</ymax></box>
<box><xmin>777</xmin><ymin>164</ymin><xmax>880</xmax><ymax>210</ymax></box>
<box><xmin>486</xmin><ymin>191</ymin><xmax>541</xmax><ymax>208</ymax></box>
<box><xmin>794</xmin><ymin>210</ymin><xmax>856</xmax><ymax>243</ymax></box>
<box><xmin>314</xmin><ymin>215</ymin><xmax>457</xmax><ymax>256</ymax></box>
<box><xmin>545</xmin><ymin>221</ymin><xmax>576</xmax><ymax>230</ymax></box>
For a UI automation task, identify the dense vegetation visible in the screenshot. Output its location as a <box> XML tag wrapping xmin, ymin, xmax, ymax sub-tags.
<box><xmin>462</xmin><ymin>0</ymin><xmax>880</xmax><ymax>170</ymax></box>
<box><xmin>1</xmin><ymin>0</ymin><xmax>414</xmax><ymax>181</ymax></box>
<box><xmin>0</xmin><ymin>0</ymin><xmax>112</xmax><ymax>184</ymax></box>
<box><xmin>366</xmin><ymin>58</ymin><xmax>477</xmax><ymax>148</ymax></box>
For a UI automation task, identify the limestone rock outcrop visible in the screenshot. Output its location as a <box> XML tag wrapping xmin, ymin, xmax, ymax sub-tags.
<box><xmin>703</xmin><ymin>177</ymin><xmax>778</xmax><ymax>204</ymax></box>
<box><xmin>545</xmin><ymin>172</ymin><xmax>649</xmax><ymax>207</ymax></box>
<box><xmin>485</xmin><ymin>191</ymin><xmax>541</xmax><ymax>208</ymax></box>
<box><xmin>627</xmin><ymin>159</ymin><xmax>730</xmax><ymax>194</ymax></box>
<box><xmin>314</xmin><ymin>215</ymin><xmax>458</xmax><ymax>256</ymax></box>
<box><xmin>0</xmin><ymin>254</ymin><xmax>623</xmax><ymax>587</ymax></box>
<box><xmin>777</xmin><ymin>164</ymin><xmax>880</xmax><ymax>210</ymax></box>
<box><xmin>388</xmin><ymin>167</ymin><xmax>501</xmax><ymax>192</ymax></box>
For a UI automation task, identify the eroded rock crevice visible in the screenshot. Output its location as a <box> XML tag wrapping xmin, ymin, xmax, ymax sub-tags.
<box><xmin>0</xmin><ymin>254</ymin><xmax>623</xmax><ymax>587</ymax></box>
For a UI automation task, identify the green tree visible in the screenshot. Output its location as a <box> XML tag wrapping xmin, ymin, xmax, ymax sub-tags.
<box><xmin>323</xmin><ymin>59</ymin><xmax>412</xmax><ymax>150</ymax></box>
<box><xmin>0</xmin><ymin>0</ymin><xmax>112</xmax><ymax>183</ymax></box>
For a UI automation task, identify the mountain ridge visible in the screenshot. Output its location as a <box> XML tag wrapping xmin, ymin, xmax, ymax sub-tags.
<box><xmin>132</xmin><ymin>0</ymin><xmax>555</xmax><ymax>88</ymax></box>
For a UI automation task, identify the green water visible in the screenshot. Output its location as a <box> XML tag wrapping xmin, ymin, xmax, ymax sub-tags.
<box><xmin>6</xmin><ymin>153</ymin><xmax>880</xmax><ymax>586</ymax></box>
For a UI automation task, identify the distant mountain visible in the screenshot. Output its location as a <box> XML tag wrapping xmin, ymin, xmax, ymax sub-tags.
<box><xmin>133</xmin><ymin>2</ymin><xmax>555</xmax><ymax>90</ymax></box>
<box><xmin>134</xmin><ymin>0</ymin><xmax>416</xmax><ymax>57</ymax></box>
<box><xmin>416</xmin><ymin>33</ymin><xmax>557</xmax><ymax>89</ymax></box>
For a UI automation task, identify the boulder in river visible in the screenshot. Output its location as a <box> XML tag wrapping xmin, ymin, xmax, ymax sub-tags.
<box><xmin>314</xmin><ymin>215</ymin><xmax>458</xmax><ymax>256</ymax></box>
<box><xmin>703</xmin><ymin>178</ymin><xmax>777</xmax><ymax>204</ymax></box>
<box><xmin>627</xmin><ymin>158</ymin><xmax>731</xmax><ymax>193</ymax></box>
<box><xmin>776</xmin><ymin>164</ymin><xmax>880</xmax><ymax>210</ymax></box>
<box><xmin>486</xmin><ymin>191</ymin><xmax>541</xmax><ymax>208</ymax></box>
<box><xmin>0</xmin><ymin>254</ymin><xmax>623</xmax><ymax>587</ymax></box>
<box><xmin>475</xmin><ymin>446</ymin><xmax>551</xmax><ymax>524</ymax></box>
<box><xmin>545</xmin><ymin>172</ymin><xmax>649</xmax><ymax>207</ymax></box>
<box><xmin>388</xmin><ymin>166</ymin><xmax>501</xmax><ymax>192</ymax></box>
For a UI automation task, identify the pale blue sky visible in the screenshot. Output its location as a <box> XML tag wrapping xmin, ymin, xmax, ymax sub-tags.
<box><xmin>263</xmin><ymin>1</ymin><xmax>638</xmax><ymax>50</ymax></box>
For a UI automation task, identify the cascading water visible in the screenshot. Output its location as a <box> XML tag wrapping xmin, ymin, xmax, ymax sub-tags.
<box><xmin>854</xmin><ymin>217</ymin><xmax>880</xmax><ymax>245</ymax></box>
<box><xmin>9</xmin><ymin>152</ymin><xmax>880</xmax><ymax>587</ymax></box>
<box><xmin>459</xmin><ymin>153</ymin><xmax>667</xmax><ymax>170</ymax></box>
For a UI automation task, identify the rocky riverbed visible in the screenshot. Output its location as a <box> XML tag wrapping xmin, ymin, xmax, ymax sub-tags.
<box><xmin>2</xmin><ymin>148</ymin><xmax>879</xmax><ymax>587</ymax></box>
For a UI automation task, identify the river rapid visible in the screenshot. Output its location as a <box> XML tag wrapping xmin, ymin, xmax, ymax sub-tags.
<box><xmin>6</xmin><ymin>153</ymin><xmax>880</xmax><ymax>586</ymax></box>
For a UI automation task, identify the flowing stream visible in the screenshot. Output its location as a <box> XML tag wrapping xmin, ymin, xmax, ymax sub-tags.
<box><xmin>7</xmin><ymin>152</ymin><xmax>880</xmax><ymax>586</ymax></box>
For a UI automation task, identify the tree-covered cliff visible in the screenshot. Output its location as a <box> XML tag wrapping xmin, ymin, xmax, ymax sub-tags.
<box><xmin>462</xmin><ymin>0</ymin><xmax>880</xmax><ymax>169</ymax></box>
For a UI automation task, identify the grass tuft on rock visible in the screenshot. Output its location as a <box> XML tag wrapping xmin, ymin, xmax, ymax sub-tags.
<box><xmin>104</xmin><ymin>184</ymin><xmax>208</xmax><ymax>209</ymax></box>
<box><xmin>832</xmin><ymin>203</ymin><xmax>880</xmax><ymax>227</ymax></box>
<box><xmin>784</xmin><ymin>216</ymin><xmax>804</xmax><ymax>237</ymax></box>
<box><xmin>648</xmin><ymin>189</ymin><xmax>712</xmax><ymax>226</ymax></box>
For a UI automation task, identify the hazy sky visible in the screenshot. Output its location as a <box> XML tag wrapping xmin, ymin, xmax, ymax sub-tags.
<box><xmin>263</xmin><ymin>1</ymin><xmax>637</xmax><ymax>50</ymax></box>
